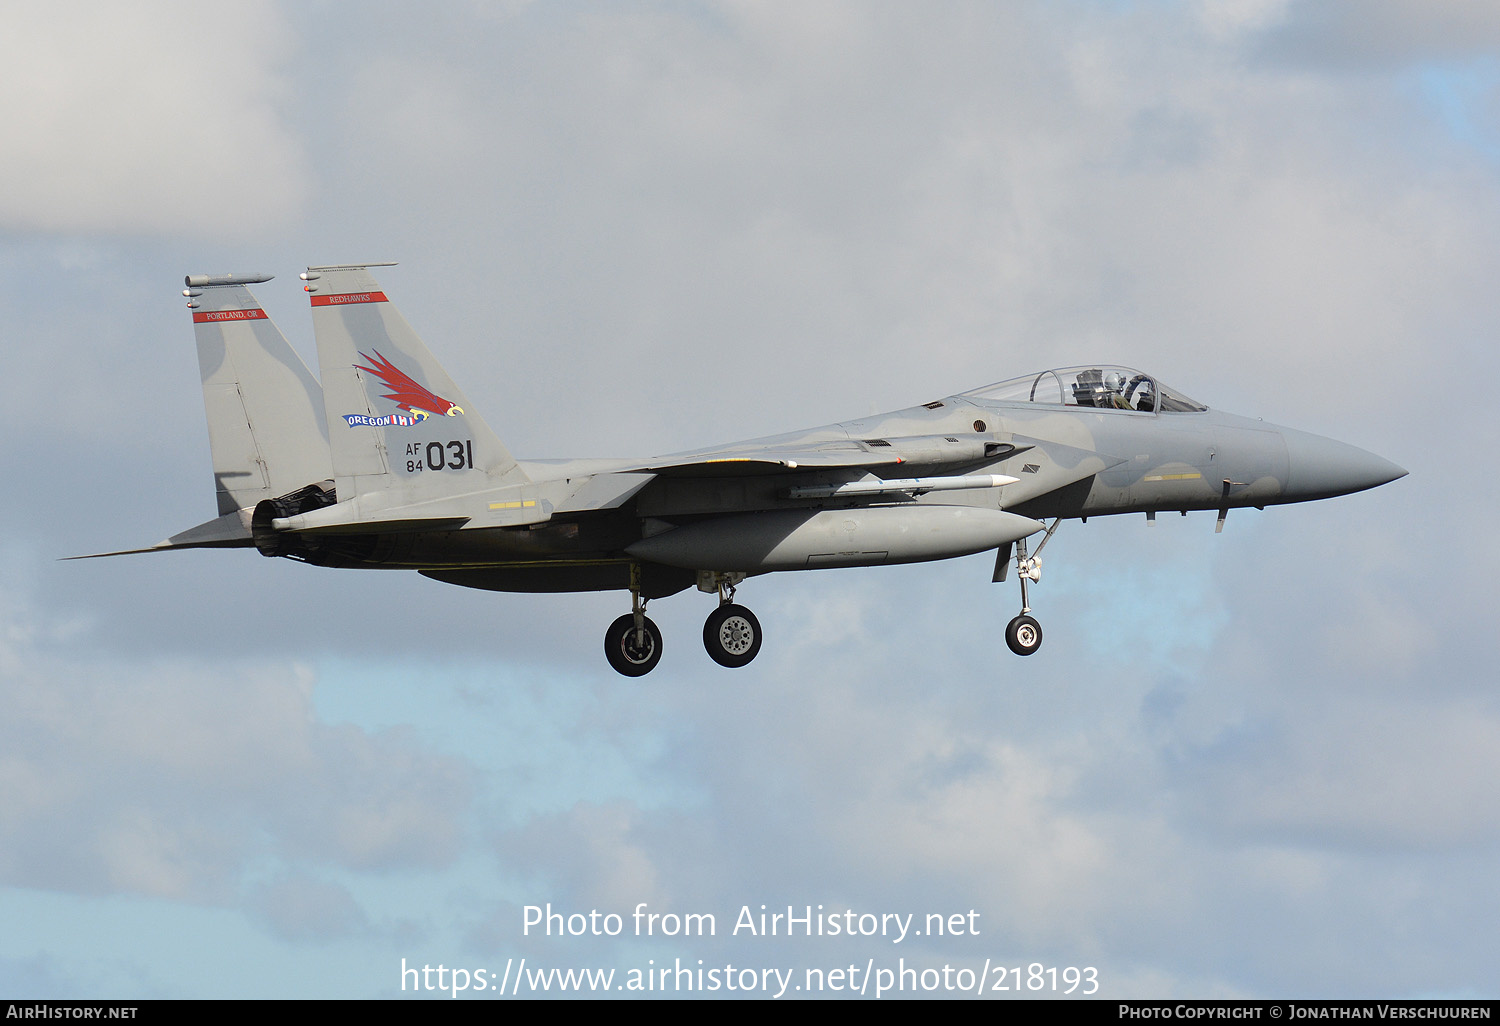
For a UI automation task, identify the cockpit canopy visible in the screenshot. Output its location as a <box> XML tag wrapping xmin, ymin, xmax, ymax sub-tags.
<box><xmin>959</xmin><ymin>366</ymin><xmax>1207</xmax><ymax>413</ymax></box>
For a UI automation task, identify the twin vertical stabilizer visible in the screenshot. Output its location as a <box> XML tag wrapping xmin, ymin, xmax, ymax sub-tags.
<box><xmin>188</xmin><ymin>275</ymin><xmax>332</xmax><ymax>515</ymax></box>
<box><xmin>80</xmin><ymin>264</ymin><xmax>532</xmax><ymax>560</ymax></box>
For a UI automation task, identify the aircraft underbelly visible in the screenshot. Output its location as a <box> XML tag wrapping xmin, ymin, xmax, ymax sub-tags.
<box><xmin>422</xmin><ymin>563</ymin><xmax>695</xmax><ymax>598</ymax></box>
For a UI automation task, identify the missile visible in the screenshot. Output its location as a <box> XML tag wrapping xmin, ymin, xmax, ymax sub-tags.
<box><xmin>785</xmin><ymin>473</ymin><xmax>1018</xmax><ymax>499</ymax></box>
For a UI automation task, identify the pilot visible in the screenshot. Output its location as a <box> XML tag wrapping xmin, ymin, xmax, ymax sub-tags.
<box><xmin>1103</xmin><ymin>371</ymin><xmax>1133</xmax><ymax>410</ymax></box>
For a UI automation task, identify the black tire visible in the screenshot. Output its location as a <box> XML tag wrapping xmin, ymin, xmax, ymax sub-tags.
<box><xmin>703</xmin><ymin>603</ymin><xmax>763</xmax><ymax>668</ymax></box>
<box><xmin>605</xmin><ymin>613</ymin><xmax>663</xmax><ymax>676</ymax></box>
<box><xmin>1005</xmin><ymin>614</ymin><xmax>1043</xmax><ymax>656</ymax></box>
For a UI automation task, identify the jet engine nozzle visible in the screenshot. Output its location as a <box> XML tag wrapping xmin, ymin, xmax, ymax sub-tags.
<box><xmin>251</xmin><ymin>483</ymin><xmax>337</xmax><ymax>560</ymax></box>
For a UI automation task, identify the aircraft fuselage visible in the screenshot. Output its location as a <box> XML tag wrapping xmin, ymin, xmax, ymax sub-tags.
<box><xmin>276</xmin><ymin>393</ymin><xmax>1402</xmax><ymax>606</ymax></box>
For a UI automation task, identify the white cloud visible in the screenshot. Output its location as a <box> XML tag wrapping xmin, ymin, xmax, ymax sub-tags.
<box><xmin>1196</xmin><ymin>0</ymin><xmax>1295</xmax><ymax>41</ymax></box>
<box><xmin>1189</xmin><ymin>697</ymin><xmax>1500</xmax><ymax>851</ymax></box>
<box><xmin>0</xmin><ymin>1</ymin><xmax>307</xmax><ymax>238</ymax></box>
<box><xmin>0</xmin><ymin>578</ymin><xmax>472</xmax><ymax>901</ymax></box>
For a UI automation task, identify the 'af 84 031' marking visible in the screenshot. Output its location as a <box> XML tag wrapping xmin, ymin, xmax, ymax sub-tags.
<box><xmin>405</xmin><ymin>440</ymin><xmax>474</xmax><ymax>473</ymax></box>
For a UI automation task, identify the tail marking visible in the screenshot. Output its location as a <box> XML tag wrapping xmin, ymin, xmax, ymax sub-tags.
<box><xmin>310</xmin><ymin>291</ymin><xmax>388</xmax><ymax>307</ymax></box>
<box><xmin>193</xmin><ymin>308</ymin><xmax>268</xmax><ymax>323</ymax></box>
<box><xmin>352</xmin><ymin>349</ymin><xmax>464</xmax><ymax>422</ymax></box>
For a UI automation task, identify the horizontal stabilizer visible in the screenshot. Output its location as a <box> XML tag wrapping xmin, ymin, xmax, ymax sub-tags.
<box><xmin>64</xmin><ymin>510</ymin><xmax>254</xmax><ymax>559</ymax></box>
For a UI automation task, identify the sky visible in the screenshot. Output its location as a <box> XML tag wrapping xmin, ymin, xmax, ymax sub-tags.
<box><xmin>1</xmin><ymin>0</ymin><xmax>1497</xmax><ymax>1001</ymax></box>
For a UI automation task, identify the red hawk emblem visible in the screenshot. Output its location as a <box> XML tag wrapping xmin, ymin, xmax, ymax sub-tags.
<box><xmin>354</xmin><ymin>350</ymin><xmax>463</xmax><ymax>420</ymax></box>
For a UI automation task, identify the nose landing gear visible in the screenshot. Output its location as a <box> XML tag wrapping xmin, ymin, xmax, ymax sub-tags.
<box><xmin>1000</xmin><ymin>519</ymin><xmax>1060</xmax><ymax>656</ymax></box>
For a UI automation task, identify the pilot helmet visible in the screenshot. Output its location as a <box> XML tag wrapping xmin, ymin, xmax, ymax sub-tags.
<box><xmin>1103</xmin><ymin>371</ymin><xmax>1126</xmax><ymax>393</ymax></box>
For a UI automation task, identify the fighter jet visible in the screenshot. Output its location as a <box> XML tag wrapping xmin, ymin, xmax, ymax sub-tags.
<box><xmin>80</xmin><ymin>263</ymin><xmax>1406</xmax><ymax>676</ymax></box>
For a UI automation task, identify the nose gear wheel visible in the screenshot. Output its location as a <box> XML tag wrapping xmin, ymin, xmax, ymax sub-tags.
<box><xmin>1005</xmin><ymin>613</ymin><xmax>1042</xmax><ymax>656</ymax></box>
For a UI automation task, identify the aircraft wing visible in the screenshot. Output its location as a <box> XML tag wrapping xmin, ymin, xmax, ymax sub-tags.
<box><xmin>623</xmin><ymin>434</ymin><xmax>1014</xmax><ymax>478</ymax></box>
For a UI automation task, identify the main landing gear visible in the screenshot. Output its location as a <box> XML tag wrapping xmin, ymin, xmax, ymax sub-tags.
<box><xmin>702</xmin><ymin>573</ymin><xmax>762</xmax><ymax>669</ymax></box>
<box><xmin>1000</xmin><ymin>519</ymin><xmax>1061</xmax><ymax>657</ymax></box>
<box><xmin>604</xmin><ymin>566</ymin><xmax>763</xmax><ymax>677</ymax></box>
<box><xmin>604</xmin><ymin>565</ymin><xmax>662</xmax><ymax>677</ymax></box>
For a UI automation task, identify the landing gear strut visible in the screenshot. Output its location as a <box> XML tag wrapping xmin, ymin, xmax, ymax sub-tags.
<box><xmin>1003</xmin><ymin>519</ymin><xmax>1061</xmax><ymax>656</ymax></box>
<box><xmin>701</xmin><ymin>573</ymin><xmax>762</xmax><ymax>668</ymax></box>
<box><xmin>605</xmin><ymin>564</ymin><xmax>662</xmax><ymax>677</ymax></box>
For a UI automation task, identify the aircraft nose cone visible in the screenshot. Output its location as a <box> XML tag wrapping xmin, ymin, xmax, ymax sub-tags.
<box><xmin>1282</xmin><ymin>427</ymin><xmax>1407</xmax><ymax>501</ymax></box>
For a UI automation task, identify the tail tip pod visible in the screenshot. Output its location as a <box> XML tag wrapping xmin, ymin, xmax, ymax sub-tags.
<box><xmin>298</xmin><ymin>262</ymin><xmax>397</xmax><ymax>287</ymax></box>
<box><xmin>185</xmin><ymin>273</ymin><xmax>274</xmax><ymax>289</ymax></box>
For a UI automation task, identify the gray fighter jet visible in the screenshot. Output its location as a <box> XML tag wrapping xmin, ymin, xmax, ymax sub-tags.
<box><xmin>82</xmin><ymin>264</ymin><xmax>1406</xmax><ymax>676</ymax></box>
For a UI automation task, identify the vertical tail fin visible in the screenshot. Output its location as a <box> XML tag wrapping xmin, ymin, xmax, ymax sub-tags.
<box><xmin>186</xmin><ymin>273</ymin><xmax>333</xmax><ymax>515</ymax></box>
<box><xmin>303</xmin><ymin>263</ymin><xmax>528</xmax><ymax>503</ymax></box>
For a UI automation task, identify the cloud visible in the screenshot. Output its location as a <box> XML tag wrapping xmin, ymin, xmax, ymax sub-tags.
<box><xmin>246</xmin><ymin>871</ymin><xmax>370</xmax><ymax>943</ymax></box>
<box><xmin>0</xmin><ymin>1</ymin><xmax>307</xmax><ymax>238</ymax></box>
<box><xmin>1188</xmin><ymin>697</ymin><xmax>1500</xmax><ymax>851</ymax></box>
<box><xmin>1254</xmin><ymin>0</ymin><xmax>1500</xmax><ymax>70</ymax></box>
<box><xmin>0</xmin><ymin>577</ymin><xmax>473</xmax><ymax>902</ymax></box>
